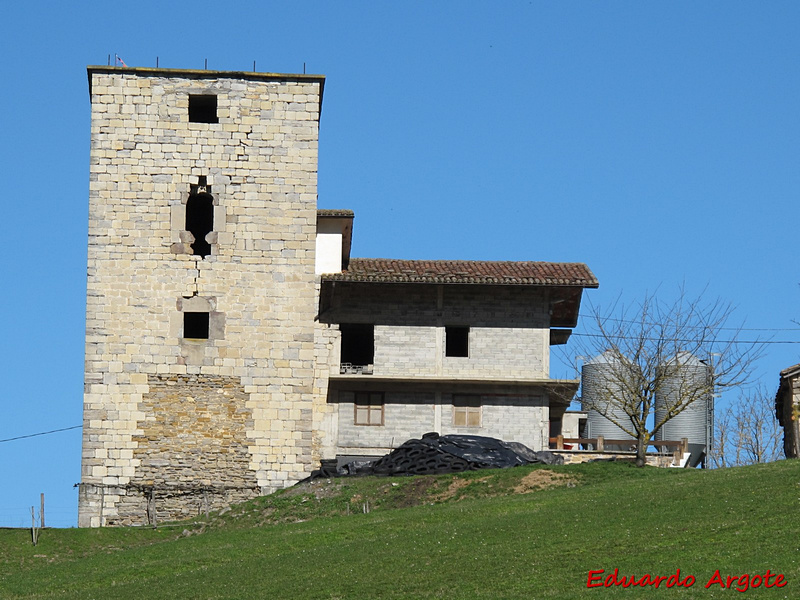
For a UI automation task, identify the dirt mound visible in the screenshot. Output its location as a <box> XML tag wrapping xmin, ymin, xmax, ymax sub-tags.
<box><xmin>513</xmin><ymin>470</ymin><xmax>576</xmax><ymax>494</ymax></box>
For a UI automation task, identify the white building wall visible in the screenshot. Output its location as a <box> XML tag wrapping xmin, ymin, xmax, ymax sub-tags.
<box><xmin>315</xmin><ymin>223</ymin><xmax>343</xmax><ymax>274</ymax></box>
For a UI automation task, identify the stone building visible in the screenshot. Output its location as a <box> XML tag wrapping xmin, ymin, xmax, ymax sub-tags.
<box><xmin>78</xmin><ymin>65</ymin><xmax>597</xmax><ymax>527</ymax></box>
<box><xmin>311</xmin><ymin>246</ymin><xmax>598</xmax><ymax>462</ymax></box>
<box><xmin>776</xmin><ymin>363</ymin><xmax>800</xmax><ymax>458</ymax></box>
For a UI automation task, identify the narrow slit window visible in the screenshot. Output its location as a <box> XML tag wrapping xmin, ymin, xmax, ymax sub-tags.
<box><xmin>184</xmin><ymin>312</ymin><xmax>210</xmax><ymax>339</ymax></box>
<box><xmin>185</xmin><ymin>193</ymin><xmax>214</xmax><ymax>257</ymax></box>
<box><xmin>189</xmin><ymin>95</ymin><xmax>218</xmax><ymax>123</ymax></box>
<box><xmin>445</xmin><ymin>326</ymin><xmax>469</xmax><ymax>357</ymax></box>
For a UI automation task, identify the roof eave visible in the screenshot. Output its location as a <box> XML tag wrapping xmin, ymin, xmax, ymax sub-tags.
<box><xmin>320</xmin><ymin>276</ymin><xmax>598</xmax><ymax>288</ymax></box>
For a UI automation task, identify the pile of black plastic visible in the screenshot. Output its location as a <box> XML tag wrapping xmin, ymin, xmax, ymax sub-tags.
<box><xmin>308</xmin><ymin>432</ymin><xmax>563</xmax><ymax>480</ymax></box>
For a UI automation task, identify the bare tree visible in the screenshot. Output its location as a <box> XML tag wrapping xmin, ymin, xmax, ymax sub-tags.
<box><xmin>711</xmin><ymin>387</ymin><xmax>783</xmax><ymax>467</ymax></box>
<box><xmin>571</xmin><ymin>288</ymin><xmax>763</xmax><ymax>467</ymax></box>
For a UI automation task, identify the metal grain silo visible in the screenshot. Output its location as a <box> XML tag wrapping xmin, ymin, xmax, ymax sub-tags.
<box><xmin>654</xmin><ymin>352</ymin><xmax>713</xmax><ymax>467</ymax></box>
<box><xmin>581</xmin><ymin>351</ymin><xmax>637</xmax><ymax>451</ymax></box>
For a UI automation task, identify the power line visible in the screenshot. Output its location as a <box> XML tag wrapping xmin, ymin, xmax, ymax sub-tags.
<box><xmin>571</xmin><ymin>332</ymin><xmax>799</xmax><ymax>344</ymax></box>
<box><xmin>578</xmin><ymin>314</ymin><xmax>800</xmax><ymax>333</ymax></box>
<box><xmin>0</xmin><ymin>425</ymin><xmax>81</xmax><ymax>444</ymax></box>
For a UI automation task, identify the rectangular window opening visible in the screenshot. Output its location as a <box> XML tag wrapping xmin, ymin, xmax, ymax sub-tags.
<box><xmin>340</xmin><ymin>324</ymin><xmax>374</xmax><ymax>370</ymax></box>
<box><xmin>354</xmin><ymin>392</ymin><xmax>384</xmax><ymax>426</ymax></box>
<box><xmin>445</xmin><ymin>326</ymin><xmax>469</xmax><ymax>357</ymax></box>
<box><xmin>184</xmin><ymin>312</ymin><xmax>210</xmax><ymax>339</ymax></box>
<box><xmin>453</xmin><ymin>395</ymin><xmax>481</xmax><ymax>427</ymax></box>
<box><xmin>189</xmin><ymin>95</ymin><xmax>218</xmax><ymax>123</ymax></box>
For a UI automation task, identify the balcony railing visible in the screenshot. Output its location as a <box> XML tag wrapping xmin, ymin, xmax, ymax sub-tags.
<box><xmin>549</xmin><ymin>435</ymin><xmax>690</xmax><ymax>467</ymax></box>
<box><xmin>340</xmin><ymin>363</ymin><xmax>374</xmax><ymax>375</ymax></box>
<box><xmin>549</xmin><ymin>435</ymin><xmax>688</xmax><ymax>454</ymax></box>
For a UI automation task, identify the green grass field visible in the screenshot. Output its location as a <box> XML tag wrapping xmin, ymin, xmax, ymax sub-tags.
<box><xmin>1</xmin><ymin>460</ymin><xmax>799</xmax><ymax>599</ymax></box>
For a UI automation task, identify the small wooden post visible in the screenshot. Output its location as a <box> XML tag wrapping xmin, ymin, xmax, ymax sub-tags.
<box><xmin>556</xmin><ymin>435</ymin><xmax>564</xmax><ymax>450</ymax></box>
<box><xmin>597</xmin><ymin>436</ymin><xmax>605</xmax><ymax>452</ymax></box>
<box><xmin>681</xmin><ymin>437</ymin><xmax>689</xmax><ymax>454</ymax></box>
<box><xmin>203</xmin><ymin>490</ymin><xmax>210</xmax><ymax>518</ymax></box>
<box><xmin>40</xmin><ymin>493</ymin><xmax>45</xmax><ymax>529</ymax></box>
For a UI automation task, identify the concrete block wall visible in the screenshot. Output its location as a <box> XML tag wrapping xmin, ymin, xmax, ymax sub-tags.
<box><xmin>336</xmin><ymin>391</ymin><xmax>436</xmax><ymax>452</ymax></box>
<box><xmin>374</xmin><ymin>326</ymin><xmax>438</xmax><ymax>375</ymax></box>
<box><xmin>442</xmin><ymin>328</ymin><xmax>547</xmax><ymax>379</ymax></box>
<box><xmin>441</xmin><ymin>286</ymin><xmax>550</xmax><ymax>325</ymax></box>
<box><xmin>335</xmin><ymin>392</ymin><xmax>548</xmax><ymax>454</ymax></box>
<box><xmin>439</xmin><ymin>394</ymin><xmax>548</xmax><ymax>450</ymax></box>
<box><xmin>80</xmin><ymin>68</ymin><xmax>322</xmax><ymax>527</ymax></box>
<box><xmin>323</xmin><ymin>284</ymin><xmax>551</xmax><ymax>380</ymax></box>
<box><xmin>369</xmin><ymin>326</ymin><xmax>547</xmax><ymax>379</ymax></box>
<box><xmin>328</xmin><ymin>284</ymin><xmax>440</xmax><ymax>326</ymax></box>
<box><xmin>327</xmin><ymin>283</ymin><xmax>550</xmax><ymax>327</ymax></box>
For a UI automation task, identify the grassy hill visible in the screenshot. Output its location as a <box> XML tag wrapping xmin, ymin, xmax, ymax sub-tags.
<box><xmin>1</xmin><ymin>460</ymin><xmax>799</xmax><ymax>599</ymax></box>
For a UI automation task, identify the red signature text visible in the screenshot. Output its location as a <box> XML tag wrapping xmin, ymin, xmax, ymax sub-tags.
<box><xmin>587</xmin><ymin>569</ymin><xmax>694</xmax><ymax>589</ymax></box>
<box><xmin>704</xmin><ymin>569</ymin><xmax>786</xmax><ymax>592</ymax></box>
<box><xmin>587</xmin><ymin>569</ymin><xmax>787</xmax><ymax>592</ymax></box>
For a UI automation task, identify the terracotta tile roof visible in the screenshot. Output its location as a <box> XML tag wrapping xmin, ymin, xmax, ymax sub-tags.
<box><xmin>323</xmin><ymin>258</ymin><xmax>598</xmax><ymax>287</ymax></box>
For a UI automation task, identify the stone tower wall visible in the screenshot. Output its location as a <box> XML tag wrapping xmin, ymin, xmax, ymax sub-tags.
<box><xmin>80</xmin><ymin>68</ymin><xmax>323</xmax><ymax>526</ymax></box>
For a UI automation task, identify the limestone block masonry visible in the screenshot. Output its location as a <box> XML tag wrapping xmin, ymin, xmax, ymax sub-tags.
<box><xmin>79</xmin><ymin>67</ymin><xmax>324</xmax><ymax>527</ymax></box>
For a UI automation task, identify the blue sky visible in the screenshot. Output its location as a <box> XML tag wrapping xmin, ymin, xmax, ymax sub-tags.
<box><xmin>1</xmin><ymin>1</ymin><xmax>799</xmax><ymax>527</ymax></box>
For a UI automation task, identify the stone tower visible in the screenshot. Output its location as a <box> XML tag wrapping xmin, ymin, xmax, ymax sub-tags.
<box><xmin>79</xmin><ymin>66</ymin><xmax>325</xmax><ymax>527</ymax></box>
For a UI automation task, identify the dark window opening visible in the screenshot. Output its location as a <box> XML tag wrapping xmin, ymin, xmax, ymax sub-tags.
<box><xmin>445</xmin><ymin>326</ymin><xmax>469</xmax><ymax>357</ymax></box>
<box><xmin>354</xmin><ymin>392</ymin><xmax>384</xmax><ymax>426</ymax></box>
<box><xmin>184</xmin><ymin>312</ymin><xmax>209</xmax><ymax>339</ymax></box>
<box><xmin>340</xmin><ymin>324</ymin><xmax>374</xmax><ymax>368</ymax></box>
<box><xmin>186</xmin><ymin>193</ymin><xmax>214</xmax><ymax>257</ymax></box>
<box><xmin>189</xmin><ymin>95</ymin><xmax>218</xmax><ymax>123</ymax></box>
